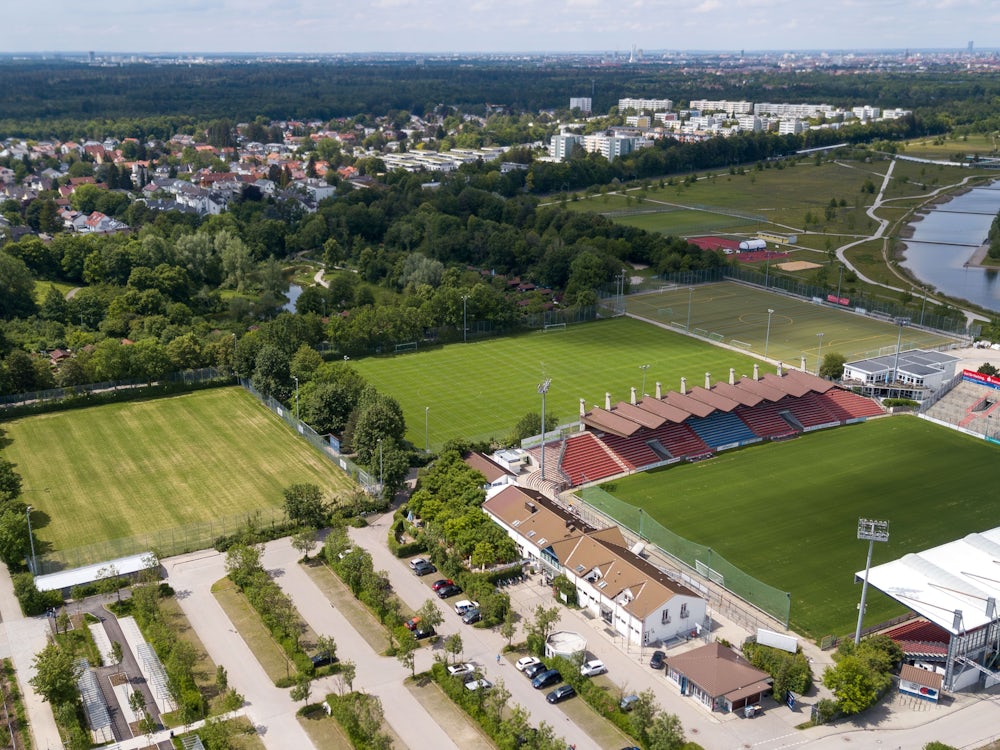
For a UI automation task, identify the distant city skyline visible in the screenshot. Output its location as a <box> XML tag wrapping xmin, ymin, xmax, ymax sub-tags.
<box><xmin>5</xmin><ymin>0</ymin><xmax>998</xmax><ymax>56</ymax></box>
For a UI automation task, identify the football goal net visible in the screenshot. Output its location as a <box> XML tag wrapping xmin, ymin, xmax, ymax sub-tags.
<box><xmin>394</xmin><ymin>341</ymin><xmax>418</xmax><ymax>354</ymax></box>
<box><xmin>543</xmin><ymin>322</ymin><xmax>567</xmax><ymax>332</ymax></box>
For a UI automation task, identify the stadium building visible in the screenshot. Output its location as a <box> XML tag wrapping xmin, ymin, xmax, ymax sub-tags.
<box><xmin>523</xmin><ymin>364</ymin><xmax>883</xmax><ymax>493</ymax></box>
<box><xmin>859</xmin><ymin>528</ymin><xmax>1000</xmax><ymax>692</ymax></box>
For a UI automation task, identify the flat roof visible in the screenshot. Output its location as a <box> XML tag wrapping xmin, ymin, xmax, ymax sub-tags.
<box><xmin>859</xmin><ymin>528</ymin><xmax>1000</xmax><ymax>635</ymax></box>
<box><xmin>35</xmin><ymin>552</ymin><xmax>155</xmax><ymax>592</ymax></box>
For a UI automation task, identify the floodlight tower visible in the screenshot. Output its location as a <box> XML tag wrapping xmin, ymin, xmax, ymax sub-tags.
<box><xmin>639</xmin><ymin>364</ymin><xmax>651</xmax><ymax>397</ymax></box>
<box><xmin>892</xmin><ymin>318</ymin><xmax>910</xmax><ymax>397</ymax></box>
<box><xmin>816</xmin><ymin>332</ymin><xmax>825</xmax><ymax>375</ymax></box>
<box><xmin>538</xmin><ymin>378</ymin><xmax>552</xmax><ymax>483</ymax></box>
<box><xmin>764</xmin><ymin>309</ymin><xmax>775</xmax><ymax>359</ymax></box>
<box><xmin>855</xmin><ymin>518</ymin><xmax>890</xmax><ymax>644</ymax></box>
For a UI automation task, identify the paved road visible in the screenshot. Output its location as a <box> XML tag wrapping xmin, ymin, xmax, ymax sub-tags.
<box><xmin>166</xmin><ymin>552</ymin><xmax>314</xmax><ymax>750</ymax></box>
<box><xmin>258</xmin><ymin>538</ymin><xmax>459</xmax><ymax>750</ymax></box>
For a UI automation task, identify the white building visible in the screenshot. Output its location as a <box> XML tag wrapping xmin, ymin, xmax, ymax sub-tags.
<box><xmin>482</xmin><ymin>486</ymin><xmax>707</xmax><ymax>647</ymax></box>
<box><xmin>619</xmin><ymin>97</ymin><xmax>673</xmax><ymax>113</ymax></box>
<box><xmin>842</xmin><ymin>349</ymin><xmax>959</xmax><ymax>399</ymax></box>
<box><xmin>549</xmin><ymin>134</ymin><xmax>584</xmax><ymax>160</ymax></box>
<box><xmin>581</xmin><ymin>133</ymin><xmax>646</xmax><ymax>160</ymax></box>
<box><xmin>569</xmin><ymin>97</ymin><xmax>592</xmax><ymax>114</ymax></box>
<box><xmin>689</xmin><ymin>99</ymin><xmax>753</xmax><ymax>116</ymax></box>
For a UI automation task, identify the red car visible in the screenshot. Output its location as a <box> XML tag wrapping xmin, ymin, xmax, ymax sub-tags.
<box><xmin>431</xmin><ymin>578</ymin><xmax>454</xmax><ymax>591</ymax></box>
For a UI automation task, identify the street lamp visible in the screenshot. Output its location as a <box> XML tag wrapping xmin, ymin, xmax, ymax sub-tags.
<box><xmin>538</xmin><ymin>379</ymin><xmax>551</xmax><ymax>483</ymax></box>
<box><xmin>462</xmin><ymin>294</ymin><xmax>470</xmax><ymax>344</ymax></box>
<box><xmin>639</xmin><ymin>364</ymin><xmax>650</xmax><ymax>397</ymax></box>
<box><xmin>424</xmin><ymin>406</ymin><xmax>430</xmax><ymax>453</ymax></box>
<box><xmin>816</xmin><ymin>332</ymin><xmax>824</xmax><ymax>375</ymax></box>
<box><xmin>686</xmin><ymin>287</ymin><xmax>694</xmax><ymax>331</ymax></box>
<box><xmin>292</xmin><ymin>376</ymin><xmax>299</xmax><ymax>422</ymax></box>
<box><xmin>764</xmin><ymin>309</ymin><xmax>775</xmax><ymax>359</ymax></box>
<box><xmin>892</xmin><ymin>317</ymin><xmax>910</xmax><ymax>398</ymax></box>
<box><xmin>26</xmin><ymin>505</ymin><xmax>37</xmax><ymax>575</ymax></box>
<box><xmin>378</xmin><ymin>438</ymin><xmax>384</xmax><ymax>500</ymax></box>
<box><xmin>836</xmin><ymin>265</ymin><xmax>844</xmax><ymax>301</ymax></box>
<box><xmin>855</xmin><ymin>518</ymin><xmax>890</xmax><ymax>644</ymax></box>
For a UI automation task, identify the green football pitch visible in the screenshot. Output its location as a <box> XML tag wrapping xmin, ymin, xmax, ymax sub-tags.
<box><xmin>628</xmin><ymin>282</ymin><xmax>959</xmax><ymax>365</ymax></box>
<box><xmin>350</xmin><ymin>316</ymin><xmax>765</xmax><ymax>450</ymax></box>
<box><xmin>3</xmin><ymin>388</ymin><xmax>355</xmax><ymax>560</ymax></box>
<box><xmin>589</xmin><ymin>416</ymin><xmax>1000</xmax><ymax>640</ymax></box>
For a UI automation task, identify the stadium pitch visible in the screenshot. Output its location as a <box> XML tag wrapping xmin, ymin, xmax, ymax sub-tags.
<box><xmin>592</xmin><ymin>416</ymin><xmax>1000</xmax><ymax>640</ymax></box>
<box><xmin>3</xmin><ymin>388</ymin><xmax>355</xmax><ymax>558</ymax></box>
<box><xmin>350</xmin><ymin>316</ymin><xmax>765</xmax><ymax>450</ymax></box>
<box><xmin>627</xmin><ymin>282</ymin><xmax>959</xmax><ymax>366</ymax></box>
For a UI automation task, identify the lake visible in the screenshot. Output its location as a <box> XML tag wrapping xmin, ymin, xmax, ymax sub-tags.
<box><xmin>899</xmin><ymin>185</ymin><xmax>1000</xmax><ymax>312</ymax></box>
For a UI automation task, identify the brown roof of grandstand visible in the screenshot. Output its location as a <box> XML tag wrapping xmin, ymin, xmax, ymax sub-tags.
<box><xmin>686</xmin><ymin>385</ymin><xmax>741</xmax><ymax>412</ymax></box>
<box><xmin>614</xmin><ymin>401</ymin><xmax>667</xmax><ymax>429</ymax></box>
<box><xmin>636</xmin><ymin>395</ymin><xmax>694</xmax><ymax>423</ymax></box>
<box><xmin>734</xmin><ymin>375</ymin><xmax>787</xmax><ymax>401</ymax></box>
<box><xmin>584</xmin><ymin>407</ymin><xmax>643</xmax><ymax>437</ymax></box>
<box><xmin>663</xmin><ymin>390</ymin><xmax>716</xmax><ymax>417</ymax></box>
<box><xmin>710</xmin><ymin>381</ymin><xmax>763</xmax><ymax>406</ymax></box>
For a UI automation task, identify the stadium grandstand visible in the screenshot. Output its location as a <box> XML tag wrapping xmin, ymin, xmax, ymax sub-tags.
<box><xmin>860</xmin><ymin>527</ymin><xmax>1000</xmax><ymax>692</ymax></box>
<box><xmin>921</xmin><ymin>369</ymin><xmax>1000</xmax><ymax>442</ymax></box>
<box><xmin>524</xmin><ymin>363</ymin><xmax>884</xmax><ymax>490</ymax></box>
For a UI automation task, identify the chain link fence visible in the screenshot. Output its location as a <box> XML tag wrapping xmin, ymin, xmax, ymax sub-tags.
<box><xmin>576</xmin><ymin>485</ymin><xmax>792</xmax><ymax>628</ymax></box>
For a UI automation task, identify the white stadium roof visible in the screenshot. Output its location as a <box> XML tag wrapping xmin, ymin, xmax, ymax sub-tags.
<box><xmin>35</xmin><ymin>552</ymin><xmax>155</xmax><ymax>593</ymax></box>
<box><xmin>858</xmin><ymin>528</ymin><xmax>1000</xmax><ymax>635</ymax></box>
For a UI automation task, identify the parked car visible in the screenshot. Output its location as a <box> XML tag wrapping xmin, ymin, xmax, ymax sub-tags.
<box><xmin>619</xmin><ymin>695</ymin><xmax>639</xmax><ymax>712</ymax></box>
<box><xmin>523</xmin><ymin>661</ymin><xmax>548</xmax><ymax>679</ymax></box>
<box><xmin>414</xmin><ymin>626</ymin><xmax>435</xmax><ymax>640</ymax></box>
<box><xmin>447</xmin><ymin>663</ymin><xmax>476</xmax><ymax>677</ymax></box>
<box><xmin>408</xmin><ymin>557</ymin><xmax>429</xmax><ymax>570</ymax></box>
<box><xmin>431</xmin><ymin>578</ymin><xmax>454</xmax><ymax>591</ymax></box>
<box><xmin>546</xmin><ymin>684</ymin><xmax>576</xmax><ymax>704</ymax></box>
<box><xmin>310</xmin><ymin>653</ymin><xmax>337</xmax><ymax>669</ymax></box>
<box><xmin>515</xmin><ymin>656</ymin><xmax>541</xmax><ymax>672</ymax></box>
<box><xmin>465</xmin><ymin>678</ymin><xmax>493</xmax><ymax>691</ymax></box>
<box><xmin>461</xmin><ymin>608</ymin><xmax>482</xmax><ymax>625</ymax></box>
<box><xmin>531</xmin><ymin>669</ymin><xmax>562</xmax><ymax>689</ymax></box>
<box><xmin>412</xmin><ymin>560</ymin><xmax>437</xmax><ymax>576</ymax></box>
<box><xmin>580</xmin><ymin>659</ymin><xmax>607</xmax><ymax>677</ymax></box>
<box><xmin>437</xmin><ymin>584</ymin><xmax>462</xmax><ymax>599</ymax></box>
<box><xmin>649</xmin><ymin>650</ymin><xmax>666</xmax><ymax>670</ymax></box>
<box><xmin>404</xmin><ymin>616</ymin><xmax>422</xmax><ymax>631</ymax></box>
<box><xmin>454</xmin><ymin>599</ymin><xmax>478</xmax><ymax>615</ymax></box>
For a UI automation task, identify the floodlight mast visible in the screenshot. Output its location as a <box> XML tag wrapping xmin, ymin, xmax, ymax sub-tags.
<box><xmin>538</xmin><ymin>378</ymin><xmax>551</xmax><ymax>484</ymax></box>
<box><xmin>855</xmin><ymin>518</ymin><xmax>890</xmax><ymax>644</ymax></box>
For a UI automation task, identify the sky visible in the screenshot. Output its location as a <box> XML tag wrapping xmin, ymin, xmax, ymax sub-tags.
<box><xmin>5</xmin><ymin>0</ymin><xmax>998</xmax><ymax>55</ymax></box>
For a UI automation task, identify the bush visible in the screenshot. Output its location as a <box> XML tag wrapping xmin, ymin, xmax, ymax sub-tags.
<box><xmin>741</xmin><ymin>642</ymin><xmax>813</xmax><ymax>701</ymax></box>
<box><xmin>13</xmin><ymin>572</ymin><xmax>61</xmax><ymax>616</ymax></box>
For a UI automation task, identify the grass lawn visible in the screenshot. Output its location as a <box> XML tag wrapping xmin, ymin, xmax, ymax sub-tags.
<box><xmin>349</xmin><ymin>316</ymin><xmax>765</xmax><ymax>450</ymax></box>
<box><xmin>626</xmin><ymin>282</ymin><xmax>958</xmax><ymax>365</ymax></box>
<box><xmin>3</xmin><ymin>387</ymin><xmax>355</xmax><ymax>559</ymax></box>
<box><xmin>33</xmin><ymin>279</ymin><xmax>77</xmax><ymax>301</ymax></box>
<box><xmin>594</xmin><ymin>416</ymin><xmax>1000</xmax><ymax>639</ymax></box>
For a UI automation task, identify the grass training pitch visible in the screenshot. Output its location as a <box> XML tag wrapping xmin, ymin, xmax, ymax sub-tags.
<box><xmin>594</xmin><ymin>416</ymin><xmax>1000</xmax><ymax>639</ymax></box>
<box><xmin>3</xmin><ymin>387</ymin><xmax>355</xmax><ymax>557</ymax></box>
<box><xmin>627</xmin><ymin>282</ymin><xmax>959</xmax><ymax>365</ymax></box>
<box><xmin>350</xmin><ymin>316</ymin><xmax>765</xmax><ymax>450</ymax></box>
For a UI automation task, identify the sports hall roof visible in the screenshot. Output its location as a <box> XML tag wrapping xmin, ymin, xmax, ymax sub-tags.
<box><xmin>858</xmin><ymin>528</ymin><xmax>1000</xmax><ymax>635</ymax></box>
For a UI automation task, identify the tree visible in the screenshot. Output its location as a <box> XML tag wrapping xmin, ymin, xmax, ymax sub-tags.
<box><xmin>823</xmin><ymin>654</ymin><xmax>880</xmax><ymax>715</ymax></box>
<box><xmin>500</xmin><ymin>607</ymin><xmax>517</xmax><ymax>647</ymax></box>
<box><xmin>0</xmin><ymin>508</ymin><xmax>31</xmax><ymax>566</ymax></box>
<box><xmin>128</xmin><ymin>689</ymin><xmax>146</xmax><ymax>721</ymax></box>
<box><xmin>30</xmin><ymin>643</ymin><xmax>81</xmax><ymax>704</ymax></box>
<box><xmin>627</xmin><ymin>689</ymin><xmax>659</xmax><ymax>747</ymax></box>
<box><xmin>646</xmin><ymin>711</ymin><xmax>686</xmax><ymax>750</ymax></box>
<box><xmin>0</xmin><ymin>459</ymin><xmax>22</xmax><ymax>503</ymax></box>
<box><xmin>111</xmin><ymin>641</ymin><xmax>124</xmax><ymax>672</ymax></box>
<box><xmin>443</xmin><ymin>633</ymin><xmax>463</xmax><ymax>664</ymax></box>
<box><xmin>819</xmin><ymin>352</ymin><xmax>847</xmax><ymax>380</ymax></box>
<box><xmin>416</xmin><ymin>599</ymin><xmax>444</xmax><ymax>633</ymax></box>
<box><xmin>292</xmin><ymin>528</ymin><xmax>318</xmax><ymax>559</ymax></box>
<box><xmin>315</xmin><ymin>634</ymin><xmax>337</xmax><ymax>665</ymax></box>
<box><xmin>394</xmin><ymin>625</ymin><xmax>419</xmax><ymax>676</ymax></box>
<box><xmin>290</xmin><ymin>672</ymin><xmax>312</xmax><ymax>704</ymax></box>
<box><xmin>507</xmin><ymin>410</ymin><xmax>559</xmax><ymax>446</ymax></box>
<box><xmin>528</xmin><ymin>604</ymin><xmax>561</xmax><ymax>647</ymax></box>
<box><xmin>338</xmin><ymin>659</ymin><xmax>356</xmax><ymax>694</ymax></box>
<box><xmin>283</xmin><ymin>483</ymin><xmax>329</xmax><ymax>528</ymax></box>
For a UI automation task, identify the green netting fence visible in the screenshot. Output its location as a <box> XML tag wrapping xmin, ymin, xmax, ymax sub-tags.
<box><xmin>577</xmin><ymin>485</ymin><xmax>791</xmax><ymax>627</ymax></box>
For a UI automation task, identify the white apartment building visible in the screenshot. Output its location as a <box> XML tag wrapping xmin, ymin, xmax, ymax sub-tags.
<box><xmin>778</xmin><ymin>119</ymin><xmax>805</xmax><ymax>135</ymax></box>
<box><xmin>549</xmin><ymin>133</ymin><xmax>584</xmax><ymax>160</ymax></box>
<box><xmin>619</xmin><ymin>97</ymin><xmax>673</xmax><ymax>113</ymax></box>
<box><xmin>569</xmin><ymin>97</ymin><xmax>592</xmax><ymax>114</ymax></box>
<box><xmin>882</xmin><ymin>108</ymin><xmax>913</xmax><ymax>120</ymax></box>
<box><xmin>582</xmin><ymin>133</ymin><xmax>643</xmax><ymax>159</ymax></box>
<box><xmin>754</xmin><ymin>102</ymin><xmax>832</xmax><ymax>118</ymax></box>
<box><xmin>689</xmin><ymin>99</ymin><xmax>753</xmax><ymax>116</ymax></box>
<box><xmin>853</xmin><ymin>105</ymin><xmax>881</xmax><ymax>121</ymax></box>
<box><xmin>737</xmin><ymin>115</ymin><xmax>763</xmax><ymax>132</ymax></box>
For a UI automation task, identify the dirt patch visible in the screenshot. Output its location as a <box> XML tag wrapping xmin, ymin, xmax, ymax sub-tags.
<box><xmin>776</xmin><ymin>260</ymin><xmax>822</xmax><ymax>271</ymax></box>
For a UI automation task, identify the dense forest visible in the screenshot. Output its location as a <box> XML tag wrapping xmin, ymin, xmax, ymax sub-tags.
<box><xmin>0</xmin><ymin>60</ymin><xmax>986</xmax><ymax>140</ymax></box>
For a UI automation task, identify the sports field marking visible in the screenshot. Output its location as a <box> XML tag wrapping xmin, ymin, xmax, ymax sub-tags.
<box><xmin>738</xmin><ymin>312</ymin><xmax>795</xmax><ymax>326</ymax></box>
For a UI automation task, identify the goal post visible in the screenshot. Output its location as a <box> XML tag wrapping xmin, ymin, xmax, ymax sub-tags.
<box><xmin>394</xmin><ymin>341</ymin><xmax>418</xmax><ymax>353</ymax></box>
<box><xmin>543</xmin><ymin>322</ymin><xmax>567</xmax><ymax>332</ymax></box>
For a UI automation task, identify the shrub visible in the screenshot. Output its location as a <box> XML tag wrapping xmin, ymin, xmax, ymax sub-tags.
<box><xmin>741</xmin><ymin>642</ymin><xmax>813</xmax><ymax>701</ymax></box>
